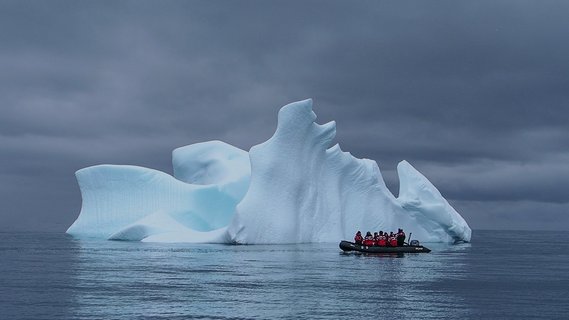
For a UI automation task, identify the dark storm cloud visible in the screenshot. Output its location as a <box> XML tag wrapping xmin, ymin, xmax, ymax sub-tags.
<box><xmin>1</xmin><ymin>0</ymin><xmax>568</xmax><ymax>231</ymax></box>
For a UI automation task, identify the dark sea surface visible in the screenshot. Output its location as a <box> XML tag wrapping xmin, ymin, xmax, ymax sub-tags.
<box><xmin>1</xmin><ymin>230</ymin><xmax>568</xmax><ymax>319</ymax></box>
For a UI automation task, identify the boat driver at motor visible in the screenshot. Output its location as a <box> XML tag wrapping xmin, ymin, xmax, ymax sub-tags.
<box><xmin>397</xmin><ymin>228</ymin><xmax>406</xmax><ymax>246</ymax></box>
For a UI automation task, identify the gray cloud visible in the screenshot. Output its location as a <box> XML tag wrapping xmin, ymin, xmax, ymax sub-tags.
<box><xmin>1</xmin><ymin>0</ymin><xmax>568</xmax><ymax>231</ymax></box>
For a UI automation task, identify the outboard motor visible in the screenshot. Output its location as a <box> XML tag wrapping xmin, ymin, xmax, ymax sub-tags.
<box><xmin>410</xmin><ymin>240</ymin><xmax>420</xmax><ymax>246</ymax></box>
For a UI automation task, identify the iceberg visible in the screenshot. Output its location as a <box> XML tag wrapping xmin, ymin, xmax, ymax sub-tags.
<box><xmin>66</xmin><ymin>141</ymin><xmax>249</xmax><ymax>242</ymax></box>
<box><xmin>67</xmin><ymin>99</ymin><xmax>471</xmax><ymax>243</ymax></box>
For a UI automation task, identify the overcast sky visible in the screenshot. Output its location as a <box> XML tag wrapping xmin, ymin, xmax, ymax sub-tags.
<box><xmin>1</xmin><ymin>0</ymin><xmax>568</xmax><ymax>232</ymax></box>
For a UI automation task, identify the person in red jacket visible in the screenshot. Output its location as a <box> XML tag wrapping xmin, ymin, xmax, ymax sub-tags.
<box><xmin>389</xmin><ymin>233</ymin><xmax>398</xmax><ymax>247</ymax></box>
<box><xmin>354</xmin><ymin>231</ymin><xmax>363</xmax><ymax>245</ymax></box>
<box><xmin>363</xmin><ymin>231</ymin><xmax>374</xmax><ymax>246</ymax></box>
<box><xmin>385</xmin><ymin>232</ymin><xmax>392</xmax><ymax>246</ymax></box>
<box><xmin>377</xmin><ymin>231</ymin><xmax>387</xmax><ymax>247</ymax></box>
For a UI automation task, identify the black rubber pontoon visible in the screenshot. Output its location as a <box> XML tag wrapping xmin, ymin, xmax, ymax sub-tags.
<box><xmin>339</xmin><ymin>240</ymin><xmax>431</xmax><ymax>253</ymax></box>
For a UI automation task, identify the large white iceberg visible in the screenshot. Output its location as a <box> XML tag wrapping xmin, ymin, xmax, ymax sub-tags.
<box><xmin>67</xmin><ymin>99</ymin><xmax>471</xmax><ymax>243</ymax></box>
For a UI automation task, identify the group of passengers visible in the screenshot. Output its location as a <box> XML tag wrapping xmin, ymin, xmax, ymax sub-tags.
<box><xmin>354</xmin><ymin>229</ymin><xmax>406</xmax><ymax>247</ymax></box>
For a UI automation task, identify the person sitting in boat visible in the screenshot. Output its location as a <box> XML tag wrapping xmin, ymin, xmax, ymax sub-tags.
<box><xmin>363</xmin><ymin>231</ymin><xmax>375</xmax><ymax>246</ymax></box>
<box><xmin>377</xmin><ymin>231</ymin><xmax>387</xmax><ymax>247</ymax></box>
<box><xmin>385</xmin><ymin>232</ymin><xmax>393</xmax><ymax>246</ymax></box>
<box><xmin>389</xmin><ymin>232</ymin><xmax>398</xmax><ymax>247</ymax></box>
<box><xmin>373</xmin><ymin>232</ymin><xmax>379</xmax><ymax>246</ymax></box>
<box><xmin>354</xmin><ymin>231</ymin><xmax>363</xmax><ymax>245</ymax></box>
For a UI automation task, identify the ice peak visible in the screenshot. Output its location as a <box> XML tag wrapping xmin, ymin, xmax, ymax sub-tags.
<box><xmin>277</xmin><ymin>99</ymin><xmax>315</xmax><ymax>130</ymax></box>
<box><xmin>397</xmin><ymin>160</ymin><xmax>471</xmax><ymax>242</ymax></box>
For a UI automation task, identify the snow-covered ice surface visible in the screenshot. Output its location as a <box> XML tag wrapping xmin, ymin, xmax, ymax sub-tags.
<box><xmin>67</xmin><ymin>99</ymin><xmax>471</xmax><ymax>243</ymax></box>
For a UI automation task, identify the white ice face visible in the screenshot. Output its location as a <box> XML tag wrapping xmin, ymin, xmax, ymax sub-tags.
<box><xmin>66</xmin><ymin>141</ymin><xmax>249</xmax><ymax>243</ymax></box>
<box><xmin>67</xmin><ymin>99</ymin><xmax>471</xmax><ymax>244</ymax></box>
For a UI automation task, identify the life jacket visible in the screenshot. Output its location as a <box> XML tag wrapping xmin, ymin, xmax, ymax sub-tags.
<box><xmin>354</xmin><ymin>234</ymin><xmax>363</xmax><ymax>244</ymax></box>
<box><xmin>389</xmin><ymin>237</ymin><xmax>398</xmax><ymax>247</ymax></box>
<box><xmin>363</xmin><ymin>235</ymin><xmax>374</xmax><ymax>246</ymax></box>
<box><xmin>378</xmin><ymin>235</ymin><xmax>387</xmax><ymax>246</ymax></box>
<box><xmin>373</xmin><ymin>236</ymin><xmax>379</xmax><ymax>246</ymax></box>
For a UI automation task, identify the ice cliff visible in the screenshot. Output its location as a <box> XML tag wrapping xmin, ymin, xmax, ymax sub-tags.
<box><xmin>67</xmin><ymin>99</ymin><xmax>471</xmax><ymax>243</ymax></box>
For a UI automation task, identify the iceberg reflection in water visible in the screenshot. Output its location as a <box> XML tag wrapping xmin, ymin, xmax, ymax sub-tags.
<box><xmin>3</xmin><ymin>231</ymin><xmax>568</xmax><ymax>319</ymax></box>
<box><xmin>70</xmin><ymin>241</ymin><xmax>470</xmax><ymax>319</ymax></box>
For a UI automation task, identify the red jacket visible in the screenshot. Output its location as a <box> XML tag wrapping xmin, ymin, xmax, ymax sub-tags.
<box><xmin>389</xmin><ymin>237</ymin><xmax>398</xmax><ymax>247</ymax></box>
<box><xmin>354</xmin><ymin>234</ymin><xmax>363</xmax><ymax>244</ymax></box>
<box><xmin>363</xmin><ymin>235</ymin><xmax>374</xmax><ymax>246</ymax></box>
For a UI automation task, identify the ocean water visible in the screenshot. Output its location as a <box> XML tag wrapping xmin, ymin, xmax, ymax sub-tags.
<box><xmin>1</xmin><ymin>230</ymin><xmax>568</xmax><ymax>319</ymax></box>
